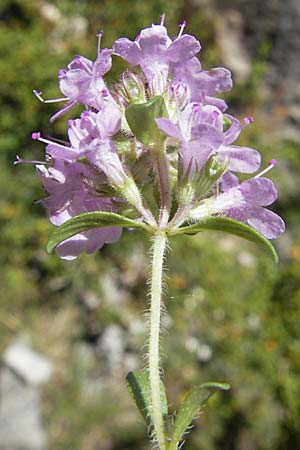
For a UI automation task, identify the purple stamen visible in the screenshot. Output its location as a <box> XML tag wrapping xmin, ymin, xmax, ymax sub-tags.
<box><xmin>160</xmin><ymin>13</ymin><xmax>165</xmax><ymax>26</ymax></box>
<box><xmin>211</xmin><ymin>110</ymin><xmax>220</xmax><ymax>119</ymax></box>
<box><xmin>244</xmin><ymin>116</ymin><xmax>254</xmax><ymax>125</ymax></box>
<box><xmin>58</xmin><ymin>69</ymin><xmax>67</xmax><ymax>78</ymax></box>
<box><xmin>32</xmin><ymin>132</ymin><xmax>74</xmax><ymax>151</ymax></box>
<box><xmin>97</xmin><ymin>30</ymin><xmax>104</xmax><ymax>54</ymax></box>
<box><xmin>32</xmin><ymin>131</ymin><xmax>41</xmax><ymax>140</ymax></box>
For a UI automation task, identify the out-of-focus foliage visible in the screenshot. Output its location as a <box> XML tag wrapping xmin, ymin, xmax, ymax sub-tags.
<box><xmin>1</xmin><ymin>1</ymin><xmax>300</xmax><ymax>450</ymax></box>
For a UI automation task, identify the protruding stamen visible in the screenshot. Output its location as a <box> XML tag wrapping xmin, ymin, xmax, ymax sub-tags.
<box><xmin>14</xmin><ymin>155</ymin><xmax>49</xmax><ymax>165</ymax></box>
<box><xmin>44</xmin><ymin>135</ymin><xmax>69</xmax><ymax>145</ymax></box>
<box><xmin>97</xmin><ymin>30</ymin><xmax>104</xmax><ymax>54</ymax></box>
<box><xmin>82</xmin><ymin>110</ymin><xmax>97</xmax><ymax>127</ymax></box>
<box><xmin>50</xmin><ymin>100</ymin><xmax>77</xmax><ymax>123</ymax></box>
<box><xmin>254</xmin><ymin>159</ymin><xmax>277</xmax><ymax>178</ymax></box>
<box><xmin>68</xmin><ymin>119</ymin><xmax>84</xmax><ymax>141</ymax></box>
<box><xmin>160</xmin><ymin>13</ymin><xmax>165</xmax><ymax>26</ymax></box>
<box><xmin>33</xmin><ymin>89</ymin><xmax>69</xmax><ymax>104</ymax></box>
<box><xmin>32</xmin><ymin>132</ymin><xmax>72</xmax><ymax>150</ymax></box>
<box><xmin>178</xmin><ymin>21</ymin><xmax>186</xmax><ymax>38</ymax></box>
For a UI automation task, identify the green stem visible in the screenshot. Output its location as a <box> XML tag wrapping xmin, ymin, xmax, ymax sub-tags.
<box><xmin>149</xmin><ymin>231</ymin><xmax>167</xmax><ymax>450</ymax></box>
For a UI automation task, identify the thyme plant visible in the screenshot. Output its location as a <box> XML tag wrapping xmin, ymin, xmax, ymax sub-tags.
<box><xmin>17</xmin><ymin>16</ymin><xmax>284</xmax><ymax>450</ymax></box>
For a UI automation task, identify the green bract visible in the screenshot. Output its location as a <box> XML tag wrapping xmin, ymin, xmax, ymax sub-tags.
<box><xmin>125</xmin><ymin>96</ymin><xmax>168</xmax><ymax>146</ymax></box>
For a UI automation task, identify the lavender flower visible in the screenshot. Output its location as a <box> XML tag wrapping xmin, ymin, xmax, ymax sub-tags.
<box><xmin>172</xmin><ymin>56</ymin><xmax>232</xmax><ymax>111</ymax></box>
<box><xmin>189</xmin><ymin>169</ymin><xmax>285</xmax><ymax>239</ymax></box>
<box><xmin>36</xmin><ymin>160</ymin><xmax>122</xmax><ymax>260</ymax></box>
<box><xmin>19</xmin><ymin>17</ymin><xmax>284</xmax><ymax>259</ymax></box>
<box><xmin>113</xmin><ymin>18</ymin><xmax>200</xmax><ymax>95</ymax></box>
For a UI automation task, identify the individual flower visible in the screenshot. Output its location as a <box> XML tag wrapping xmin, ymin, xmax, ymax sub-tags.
<box><xmin>189</xmin><ymin>172</ymin><xmax>285</xmax><ymax>239</ymax></box>
<box><xmin>156</xmin><ymin>102</ymin><xmax>224</xmax><ymax>174</ymax></box>
<box><xmin>113</xmin><ymin>20</ymin><xmax>200</xmax><ymax>94</ymax></box>
<box><xmin>36</xmin><ymin>158</ymin><xmax>122</xmax><ymax>260</ymax></box>
<box><xmin>156</xmin><ymin>102</ymin><xmax>260</xmax><ymax>177</ymax></box>
<box><xmin>55</xmin><ymin>49</ymin><xmax>112</xmax><ymax>119</ymax></box>
<box><xmin>171</xmin><ymin>56</ymin><xmax>232</xmax><ymax>111</ymax></box>
<box><xmin>33</xmin><ymin>38</ymin><xmax>113</xmax><ymax>122</ymax></box>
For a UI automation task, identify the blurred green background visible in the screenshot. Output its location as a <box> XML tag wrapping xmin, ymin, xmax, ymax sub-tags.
<box><xmin>1</xmin><ymin>1</ymin><xmax>300</xmax><ymax>449</ymax></box>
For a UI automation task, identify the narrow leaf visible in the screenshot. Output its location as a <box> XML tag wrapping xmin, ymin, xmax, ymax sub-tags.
<box><xmin>168</xmin><ymin>382</ymin><xmax>230</xmax><ymax>450</ymax></box>
<box><xmin>126</xmin><ymin>370</ymin><xmax>168</xmax><ymax>426</ymax></box>
<box><xmin>169</xmin><ymin>217</ymin><xmax>278</xmax><ymax>262</ymax></box>
<box><xmin>46</xmin><ymin>211</ymin><xmax>146</xmax><ymax>254</ymax></box>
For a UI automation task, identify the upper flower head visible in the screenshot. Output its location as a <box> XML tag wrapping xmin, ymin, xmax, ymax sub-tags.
<box><xmin>20</xmin><ymin>17</ymin><xmax>284</xmax><ymax>258</ymax></box>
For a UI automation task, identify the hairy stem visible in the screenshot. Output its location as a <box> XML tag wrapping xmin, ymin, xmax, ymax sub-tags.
<box><xmin>149</xmin><ymin>231</ymin><xmax>167</xmax><ymax>450</ymax></box>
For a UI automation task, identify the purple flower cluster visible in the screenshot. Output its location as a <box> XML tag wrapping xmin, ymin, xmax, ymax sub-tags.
<box><xmin>18</xmin><ymin>17</ymin><xmax>284</xmax><ymax>258</ymax></box>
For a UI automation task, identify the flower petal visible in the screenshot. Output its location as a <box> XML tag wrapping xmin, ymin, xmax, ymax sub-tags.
<box><xmin>113</xmin><ymin>38</ymin><xmax>141</xmax><ymax>65</ymax></box>
<box><xmin>218</xmin><ymin>145</ymin><xmax>261</xmax><ymax>173</ymax></box>
<box><xmin>194</xmin><ymin>68</ymin><xmax>233</xmax><ymax>95</ymax></box>
<box><xmin>247</xmin><ymin>208</ymin><xmax>285</xmax><ymax>239</ymax></box>
<box><xmin>191</xmin><ymin>124</ymin><xmax>224</xmax><ymax>150</ymax></box>
<box><xmin>155</xmin><ymin>118</ymin><xmax>182</xmax><ymax>139</ymax></box>
<box><xmin>220</xmin><ymin>172</ymin><xmax>239</xmax><ymax>191</ymax></box>
<box><xmin>167</xmin><ymin>35</ymin><xmax>201</xmax><ymax>62</ymax></box>
<box><xmin>223</xmin><ymin>115</ymin><xmax>242</xmax><ymax>144</ymax></box>
<box><xmin>93</xmin><ymin>49</ymin><xmax>113</xmax><ymax>78</ymax></box>
<box><xmin>138</xmin><ymin>25</ymin><xmax>171</xmax><ymax>55</ymax></box>
<box><xmin>241</xmin><ymin>177</ymin><xmax>277</xmax><ymax>206</ymax></box>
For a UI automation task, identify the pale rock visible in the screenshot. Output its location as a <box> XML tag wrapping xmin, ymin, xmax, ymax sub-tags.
<box><xmin>0</xmin><ymin>367</ymin><xmax>47</xmax><ymax>450</ymax></box>
<box><xmin>3</xmin><ymin>340</ymin><xmax>53</xmax><ymax>385</ymax></box>
<box><xmin>97</xmin><ymin>325</ymin><xmax>126</xmax><ymax>372</ymax></box>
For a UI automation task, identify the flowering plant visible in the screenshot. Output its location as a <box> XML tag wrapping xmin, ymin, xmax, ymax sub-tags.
<box><xmin>17</xmin><ymin>16</ymin><xmax>284</xmax><ymax>450</ymax></box>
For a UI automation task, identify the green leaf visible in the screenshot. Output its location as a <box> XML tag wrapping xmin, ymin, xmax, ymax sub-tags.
<box><xmin>169</xmin><ymin>217</ymin><xmax>278</xmax><ymax>262</ymax></box>
<box><xmin>126</xmin><ymin>370</ymin><xmax>168</xmax><ymax>427</ymax></box>
<box><xmin>125</xmin><ymin>95</ymin><xmax>168</xmax><ymax>146</ymax></box>
<box><xmin>46</xmin><ymin>211</ymin><xmax>147</xmax><ymax>254</ymax></box>
<box><xmin>168</xmin><ymin>382</ymin><xmax>230</xmax><ymax>450</ymax></box>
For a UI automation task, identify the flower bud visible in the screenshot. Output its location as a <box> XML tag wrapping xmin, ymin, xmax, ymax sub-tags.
<box><xmin>195</xmin><ymin>155</ymin><xmax>228</xmax><ymax>197</ymax></box>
